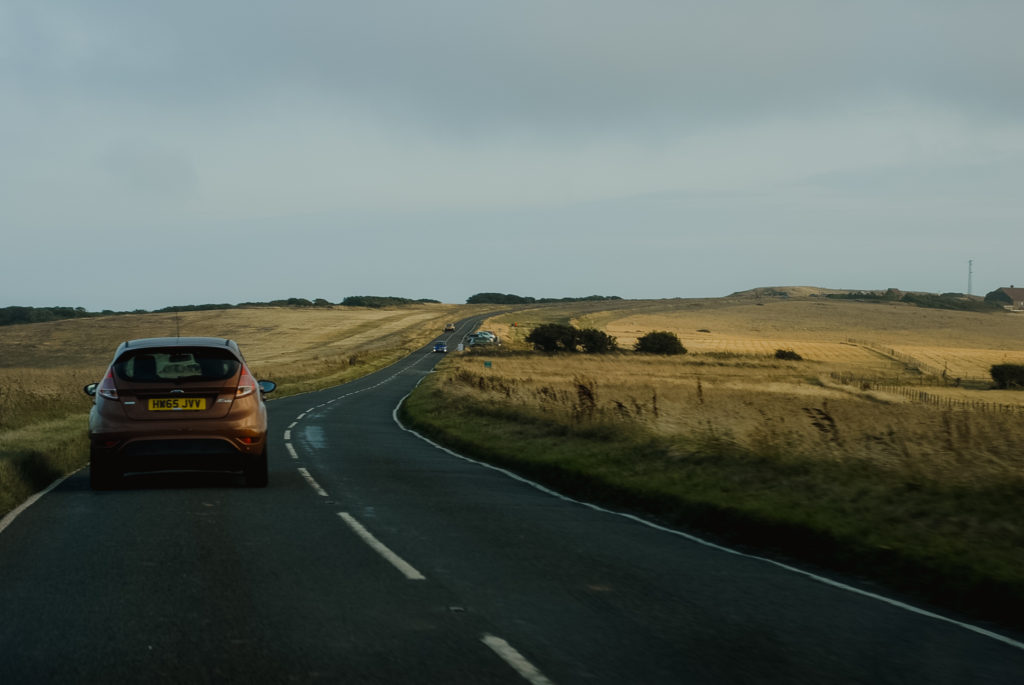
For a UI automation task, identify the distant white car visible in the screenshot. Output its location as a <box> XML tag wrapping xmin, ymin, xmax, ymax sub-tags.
<box><xmin>468</xmin><ymin>331</ymin><xmax>498</xmax><ymax>346</ymax></box>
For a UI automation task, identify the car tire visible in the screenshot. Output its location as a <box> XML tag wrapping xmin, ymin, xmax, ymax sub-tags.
<box><xmin>89</xmin><ymin>448</ymin><xmax>121</xmax><ymax>490</ymax></box>
<box><xmin>244</xmin><ymin>447</ymin><xmax>268</xmax><ymax>488</ymax></box>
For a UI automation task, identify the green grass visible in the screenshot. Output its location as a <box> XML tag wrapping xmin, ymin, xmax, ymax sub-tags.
<box><xmin>0</xmin><ymin>416</ymin><xmax>90</xmax><ymax>517</ymax></box>
<box><xmin>400</xmin><ymin>372</ymin><xmax>1024</xmax><ymax>629</ymax></box>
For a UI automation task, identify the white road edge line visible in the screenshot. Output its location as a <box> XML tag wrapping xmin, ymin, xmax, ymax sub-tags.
<box><xmin>392</xmin><ymin>388</ymin><xmax>1024</xmax><ymax>653</ymax></box>
<box><xmin>283</xmin><ymin>429</ymin><xmax>291</xmax><ymax>441</ymax></box>
<box><xmin>0</xmin><ymin>471</ymin><xmax>77</xmax><ymax>537</ymax></box>
<box><xmin>285</xmin><ymin>442</ymin><xmax>299</xmax><ymax>460</ymax></box>
<box><xmin>337</xmin><ymin>512</ymin><xmax>425</xmax><ymax>580</ymax></box>
<box><xmin>297</xmin><ymin>467</ymin><xmax>328</xmax><ymax>497</ymax></box>
<box><xmin>482</xmin><ymin>634</ymin><xmax>554</xmax><ymax>685</ymax></box>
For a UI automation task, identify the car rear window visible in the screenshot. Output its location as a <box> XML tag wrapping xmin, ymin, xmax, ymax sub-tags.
<box><xmin>114</xmin><ymin>348</ymin><xmax>241</xmax><ymax>382</ymax></box>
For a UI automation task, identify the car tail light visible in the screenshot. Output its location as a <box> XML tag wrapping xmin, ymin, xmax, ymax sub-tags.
<box><xmin>97</xmin><ymin>369</ymin><xmax>119</xmax><ymax>400</ymax></box>
<box><xmin>236</xmin><ymin>366</ymin><xmax>257</xmax><ymax>398</ymax></box>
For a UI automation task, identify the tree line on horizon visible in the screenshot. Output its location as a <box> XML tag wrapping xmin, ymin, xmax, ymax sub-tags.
<box><xmin>4</xmin><ymin>287</ymin><xmax>998</xmax><ymax>328</ymax></box>
<box><xmin>465</xmin><ymin>293</ymin><xmax>622</xmax><ymax>305</ymax></box>
<box><xmin>0</xmin><ymin>292</ymin><xmax>622</xmax><ymax>327</ymax></box>
<box><xmin>0</xmin><ymin>293</ymin><xmax>625</xmax><ymax>327</ymax></box>
<box><xmin>824</xmin><ymin>289</ymin><xmax>1005</xmax><ymax>313</ymax></box>
<box><xmin>0</xmin><ymin>296</ymin><xmax>438</xmax><ymax>326</ymax></box>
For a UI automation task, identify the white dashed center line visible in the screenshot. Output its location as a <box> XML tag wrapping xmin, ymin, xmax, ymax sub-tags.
<box><xmin>297</xmin><ymin>467</ymin><xmax>328</xmax><ymax>497</ymax></box>
<box><xmin>337</xmin><ymin>512</ymin><xmax>425</xmax><ymax>581</ymax></box>
<box><xmin>482</xmin><ymin>634</ymin><xmax>554</xmax><ymax>685</ymax></box>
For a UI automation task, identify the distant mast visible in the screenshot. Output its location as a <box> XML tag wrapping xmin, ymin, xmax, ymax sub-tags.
<box><xmin>968</xmin><ymin>259</ymin><xmax>973</xmax><ymax>296</ymax></box>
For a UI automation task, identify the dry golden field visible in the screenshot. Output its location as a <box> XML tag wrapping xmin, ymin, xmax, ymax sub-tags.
<box><xmin>447</xmin><ymin>296</ymin><xmax>1024</xmax><ymax>488</ymax></box>
<box><xmin>433</xmin><ymin>351</ymin><xmax>1024</xmax><ymax>486</ymax></box>
<box><xmin>0</xmin><ymin>304</ymin><xmax>481</xmax><ymax>432</ymax></box>
<box><xmin>486</xmin><ymin>297</ymin><xmax>1024</xmax><ymax>389</ymax></box>
<box><xmin>0</xmin><ymin>305</ymin><xmax>473</xmax><ymax>372</ymax></box>
<box><xmin>583</xmin><ymin>299</ymin><xmax>1024</xmax><ymax>382</ymax></box>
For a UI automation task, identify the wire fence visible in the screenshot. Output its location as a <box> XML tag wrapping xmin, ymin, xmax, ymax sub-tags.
<box><xmin>828</xmin><ymin>372</ymin><xmax>1024</xmax><ymax>414</ymax></box>
<box><xmin>844</xmin><ymin>338</ymin><xmax>996</xmax><ymax>382</ymax></box>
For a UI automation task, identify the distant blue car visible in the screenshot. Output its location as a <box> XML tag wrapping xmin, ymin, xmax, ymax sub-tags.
<box><xmin>432</xmin><ymin>341</ymin><xmax>448</xmax><ymax>353</ymax></box>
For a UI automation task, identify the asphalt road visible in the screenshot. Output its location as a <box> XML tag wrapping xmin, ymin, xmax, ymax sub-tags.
<box><xmin>2</xmin><ymin>316</ymin><xmax>1024</xmax><ymax>683</ymax></box>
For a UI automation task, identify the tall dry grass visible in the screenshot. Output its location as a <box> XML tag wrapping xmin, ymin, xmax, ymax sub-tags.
<box><xmin>459</xmin><ymin>299</ymin><xmax>1024</xmax><ymax>481</ymax></box>
<box><xmin>432</xmin><ymin>352</ymin><xmax>1024</xmax><ymax>488</ymax></box>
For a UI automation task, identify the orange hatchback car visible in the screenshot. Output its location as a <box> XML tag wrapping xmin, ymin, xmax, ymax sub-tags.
<box><xmin>84</xmin><ymin>337</ymin><xmax>276</xmax><ymax>489</ymax></box>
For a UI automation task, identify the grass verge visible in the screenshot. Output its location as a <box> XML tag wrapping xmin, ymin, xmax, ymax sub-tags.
<box><xmin>0</xmin><ymin>416</ymin><xmax>90</xmax><ymax>518</ymax></box>
<box><xmin>400</xmin><ymin>372</ymin><xmax>1024</xmax><ymax>630</ymax></box>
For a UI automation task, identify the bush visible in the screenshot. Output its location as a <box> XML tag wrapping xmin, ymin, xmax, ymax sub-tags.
<box><xmin>634</xmin><ymin>331</ymin><xmax>687</xmax><ymax>355</ymax></box>
<box><xmin>985</xmin><ymin>289</ymin><xmax>1012</xmax><ymax>305</ymax></box>
<box><xmin>775</xmin><ymin>349</ymin><xmax>803</xmax><ymax>361</ymax></box>
<box><xmin>991</xmin><ymin>364</ymin><xmax>1024</xmax><ymax>389</ymax></box>
<box><xmin>466</xmin><ymin>292</ymin><xmax>536</xmax><ymax>305</ymax></box>
<box><xmin>525</xmin><ymin>324</ymin><xmax>619</xmax><ymax>353</ymax></box>
<box><xmin>340</xmin><ymin>295</ymin><xmax>440</xmax><ymax>307</ymax></box>
<box><xmin>526</xmin><ymin>323</ymin><xmax>581</xmax><ymax>352</ymax></box>
<box><xmin>579</xmin><ymin>328</ymin><xmax>618</xmax><ymax>354</ymax></box>
<box><xmin>899</xmin><ymin>292</ymin><xmax>1002</xmax><ymax>313</ymax></box>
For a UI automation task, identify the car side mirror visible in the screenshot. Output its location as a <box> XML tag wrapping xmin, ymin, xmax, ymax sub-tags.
<box><xmin>258</xmin><ymin>380</ymin><xmax>276</xmax><ymax>394</ymax></box>
<box><xmin>84</xmin><ymin>383</ymin><xmax>97</xmax><ymax>396</ymax></box>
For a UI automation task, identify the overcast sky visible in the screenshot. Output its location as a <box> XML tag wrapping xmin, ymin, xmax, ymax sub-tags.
<box><xmin>2</xmin><ymin>1</ymin><xmax>1023</xmax><ymax>310</ymax></box>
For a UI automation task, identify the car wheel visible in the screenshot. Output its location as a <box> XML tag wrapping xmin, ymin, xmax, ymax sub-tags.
<box><xmin>244</xmin><ymin>447</ymin><xmax>268</xmax><ymax>488</ymax></box>
<box><xmin>89</xmin><ymin>448</ymin><xmax>121</xmax><ymax>490</ymax></box>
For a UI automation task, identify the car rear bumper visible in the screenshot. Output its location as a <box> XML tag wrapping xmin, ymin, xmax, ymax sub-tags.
<box><xmin>90</xmin><ymin>435</ymin><xmax>263</xmax><ymax>474</ymax></box>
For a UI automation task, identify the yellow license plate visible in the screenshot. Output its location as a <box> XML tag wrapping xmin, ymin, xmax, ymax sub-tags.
<box><xmin>148</xmin><ymin>397</ymin><xmax>207</xmax><ymax>411</ymax></box>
